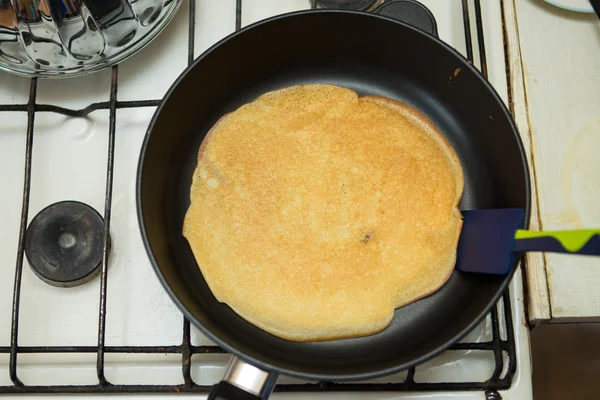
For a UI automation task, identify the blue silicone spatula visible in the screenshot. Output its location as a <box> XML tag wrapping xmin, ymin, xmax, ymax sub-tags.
<box><xmin>456</xmin><ymin>208</ymin><xmax>600</xmax><ymax>275</ymax></box>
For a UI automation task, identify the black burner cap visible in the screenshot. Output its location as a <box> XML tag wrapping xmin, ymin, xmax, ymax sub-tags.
<box><xmin>375</xmin><ymin>0</ymin><xmax>438</xmax><ymax>37</ymax></box>
<box><xmin>317</xmin><ymin>0</ymin><xmax>379</xmax><ymax>11</ymax></box>
<box><xmin>25</xmin><ymin>201</ymin><xmax>108</xmax><ymax>288</ymax></box>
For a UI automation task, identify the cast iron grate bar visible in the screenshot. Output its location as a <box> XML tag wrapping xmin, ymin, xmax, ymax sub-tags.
<box><xmin>0</xmin><ymin>100</ymin><xmax>161</xmax><ymax>116</ymax></box>
<box><xmin>473</xmin><ymin>0</ymin><xmax>488</xmax><ymax>77</ymax></box>
<box><xmin>95</xmin><ymin>66</ymin><xmax>119</xmax><ymax>387</ymax></box>
<box><xmin>236</xmin><ymin>0</ymin><xmax>242</xmax><ymax>30</ymax></box>
<box><xmin>490</xmin><ymin>307</ymin><xmax>505</xmax><ymax>380</ymax></box>
<box><xmin>405</xmin><ymin>366</ymin><xmax>416</xmax><ymax>387</ymax></box>
<box><xmin>0</xmin><ymin>337</ymin><xmax>511</xmax><ymax>354</ymax></box>
<box><xmin>0</xmin><ymin>382</ymin><xmax>513</xmax><ymax>395</ymax></box>
<box><xmin>181</xmin><ymin>3</ymin><xmax>198</xmax><ymax>388</ymax></box>
<box><xmin>461</xmin><ymin>0</ymin><xmax>474</xmax><ymax>62</ymax></box>
<box><xmin>182</xmin><ymin>320</ymin><xmax>194</xmax><ymax>388</ymax></box>
<box><xmin>0</xmin><ymin>0</ymin><xmax>516</xmax><ymax>395</ymax></box>
<box><xmin>8</xmin><ymin>78</ymin><xmax>37</xmax><ymax>388</ymax></box>
<box><xmin>0</xmin><ymin>345</ymin><xmax>228</xmax><ymax>358</ymax></box>
<box><xmin>502</xmin><ymin>290</ymin><xmax>518</xmax><ymax>380</ymax></box>
<box><xmin>188</xmin><ymin>0</ymin><xmax>196</xmax><ymax>66</ymax></box>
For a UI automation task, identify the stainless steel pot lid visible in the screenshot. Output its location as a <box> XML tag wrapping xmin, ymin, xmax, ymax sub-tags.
<box><xmin>0</xmin><ymin>0</ymin><xmax>183</xmax><ymax>78</ymax></box>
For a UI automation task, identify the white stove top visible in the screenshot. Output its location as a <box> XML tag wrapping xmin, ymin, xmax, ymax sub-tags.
<box><xmin>0</xmin><ymin>1</ymin><xmax>533</xmax><ymax>399</ymax></box>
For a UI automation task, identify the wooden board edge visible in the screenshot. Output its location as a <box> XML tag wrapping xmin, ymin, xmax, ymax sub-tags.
<box><xmin>501</xmin><ymin>0</ymin><xmax>551</xmax><ymax>325</ymax></box>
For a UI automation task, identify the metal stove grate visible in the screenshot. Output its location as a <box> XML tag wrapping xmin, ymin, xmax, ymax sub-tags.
<box><xmin>0</xmin><ymin>0</ymin><xmax>516</xmax><ymax>396</ymax></box>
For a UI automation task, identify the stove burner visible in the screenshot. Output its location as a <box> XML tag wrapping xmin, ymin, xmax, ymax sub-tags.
<box><xmin>25</xmin><ymin>201</ymin><xmax>108</xmax><ymax>288</ymax></box>
<box><xmin>316</xmin><ymin>0</ymin><xmax>380</xmax><ymax>11</ymax></box>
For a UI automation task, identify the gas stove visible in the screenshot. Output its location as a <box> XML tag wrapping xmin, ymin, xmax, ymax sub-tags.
<box><xmin>0</xmin><ymin>1</ymin><xmax>533</xmax><ymax>399</ymax></box>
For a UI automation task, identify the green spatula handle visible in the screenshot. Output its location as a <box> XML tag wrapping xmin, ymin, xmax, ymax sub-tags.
<box><xmin>514</xmin><ymin>229</ymin><xmax>600</xmax><ymax>255</ymax></box>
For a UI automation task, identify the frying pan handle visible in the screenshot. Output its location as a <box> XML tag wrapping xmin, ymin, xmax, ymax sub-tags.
<box><xmin>208</xmin><ymin>357</ymin><xmax>278</xmax><ymax>400</ymax></box>
<box><xmin>374</xmin><ymin>0</ymin><xmax>439</xmax><ymax>38</ymax></box>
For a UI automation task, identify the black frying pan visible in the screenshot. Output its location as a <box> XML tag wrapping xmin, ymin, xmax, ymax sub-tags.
<box><xmin>136</xmin><ymin>5</ymin><xmax>530</xmax><ymax>400</ymax></box>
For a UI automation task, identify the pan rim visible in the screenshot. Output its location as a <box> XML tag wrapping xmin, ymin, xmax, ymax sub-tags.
<box><xmin>136</xmin><ymin>9</ymin><xmax>531</xmax><ymax>381</ymax></box>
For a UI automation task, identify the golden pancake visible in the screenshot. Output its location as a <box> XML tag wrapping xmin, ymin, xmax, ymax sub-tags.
<box><xmin>183</xmin><ymin>84</ymin><xmax>464</xmax><ymax>342</ymax></box>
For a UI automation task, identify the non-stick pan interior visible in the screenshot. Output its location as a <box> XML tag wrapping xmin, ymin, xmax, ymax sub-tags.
<box><xmin>138</xmin><ymin>11</ymin><xmax>529</xmax><ymax>380</ymax></box>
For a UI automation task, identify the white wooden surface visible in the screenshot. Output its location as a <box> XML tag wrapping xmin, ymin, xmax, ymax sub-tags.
<box><xmin>509</xmin><ymin>0</ymin><xmax>600</xmax><ymax>322</ymax></box>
